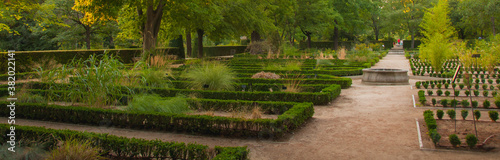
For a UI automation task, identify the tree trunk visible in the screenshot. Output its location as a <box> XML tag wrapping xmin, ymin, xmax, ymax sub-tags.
<box><xmin>197</xmin><ymin>29</ymin><xmax>204</xmax><ymax>58</ymax></box>
<box><xmin>411</xmin><ymin>31</ymin><xmax>415</xmax><ymax>49</ymax></box>
<box><xmin>142</xmin><ymin>0</ymin><xmax>165</xmax><ymax>53</ymax></box>
<box><xmin>372</xmin><ymin>16</ymin><xmax>379</xmax><ymax>41</ymax></box>
<box><xmin>492</xmin><ymin>16</ymin><xmax>496</xmax><ymax>36</ymax></box>
<box><xmin>306</xmin><ymin>33</ymin><xmax>312</xmax><ymax>48</ymax></box>
<box><xmin>333</xmin><ymin>26</ymin><xmax>339</xmax><ymax>50</ymax></box>
<box><xmin>186</xmin><ymin>28</ymin><xmax>192</xmax><ymax>57</ymax></box>
<box><xmin>84</xmin><ymin>26</ymin><xmax>91</xmax><ymax>49</ymax></box>
<box><xmin>251</xmin><ymin>30</ymin><xmax>261</xmax><ymax>42</ymax></box>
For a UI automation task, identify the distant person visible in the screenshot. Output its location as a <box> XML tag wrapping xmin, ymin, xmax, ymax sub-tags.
<box><xmin>397</xmin><ymin>39</ymin><xmax>400</xmax><ymax>45</ymax></box>
<box><xmin>400</xmin><ymin>40</ymin><xmax>403</xmax><ymax>46</ymax></box>
<box><xmin>478</xmin><ymin>37</ymin><xmax>482</xmax><ymax>40</ymax></box>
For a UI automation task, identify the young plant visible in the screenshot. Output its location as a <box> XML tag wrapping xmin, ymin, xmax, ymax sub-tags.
<box><xmin>436</xmin><ymin>110</ymin><xmax>444</xmax><ymax>119</ymax></box>
<box><xmin>483</xmin><ymin>91</ymin><xmax>489</xmax><ymax>97</ymax></box>
<box><xmin>459</xmin><ymin>83</ymin><xmax>465</xmax><ymax>89</ymax></box>
<box><xmin>471</xmin><ymin>101</ymin><xmax>478</xmax><ymax>108</ymax></box>
<box><xmin>483</xmin><ymin>100</ymin><xmax>491</xmax><ymax>109</ymax></box>
<box><xmin>127</xmin><ymin>94</ymin><xmax>190</xmax><ymax>114</ymax></box>
<box><xmin>444</xmin><ymin>83</ymin><xmax>449</xmax><ymax>89</ymax></box>
<box><xmin>465</xmin><ymin>90</ymin><xmax>470</xmax><ymax>96</ymax></box>
<box><xmin>454</xmin><ymin>90</ymin><xmax>460</xmax><ymax>97</ymax></box>
<box><xmin>465</xmin><ymin>134</ymin><xmax>478</xmax><ymax>149</ymax></box>
<box><xmin>436</xmin><ymin>90</ymin><xmax>443</xmax><ymax>96</ymax></box>
<box><xmin>444</xmin><ymin>91</ymin><xmax>450</xmax><ymax>97</ymax></box>
<box><xmin>430</xmin><ymin>83</ymin><xmax>435</xmax><ymax>89</ymax></box>
<box><xmin>474</xmin><ymin>84</ymin><xmax>479</xmax><ymax>90</ymax></box>
<box><xmin>446</xmin><ymin>109</ymin><xmax>456</xmax><ymax>120</ymax></box>
<box><xmin>473</xmin><ymin>90</ymin><xmax>479</xmax><ymax>97</ymax></box>
<box><xmin>449</xmin><ymin>134</ymin><xmax>461</xmax><ymax>147</ymax></box>
<box><xmin>423</xmin><ymin>83</ymin><xmax>429</xmax><ymax>89</ymax></box>
<box><xmin>452</xmin><ymin>83</ymin><xmax>456</xmax><ymax>89</ymax></box>
<box><xmin>493</xmin><ymin>91</ymin><xmax>498</xmax><ymax>97</ymax></box>
<box><xmin>474</xmin><ymin>110</ymin><xmax>481</xmax><ymax>121</ymax></box>
<box><xmin>440</xmin><ymin>99</ymin><xmax>448</xmax><ymax>107</ymax></box>
<box><xmin>427</xmin><ymin>90</ymin><xmax>433</xmax><ymax>96</ymax></box>
<box><xmin>461</xmin><ymin>110</ymin><xmax>468</xmax><ymax>120</ymax></box>
<box><xmin>461</xmin><ymin>100</ymin><xmax>470</xmax><ymax>108</ymax></box>
<box><xmin>47</xmin><ymin>139</ymin><xmax>105</xmax><ymax>160</ymax></box>
<box><xmin>416</xmin><ymin>82</ymin><xmax>421</xmax><ymax>89</ymax></box>
<box><xmin>490</xmin><ymin>85</ymin><xmax>495</xmax><ymax>90</ymax></box>
<box><xmin>488</xmin><ymin>79</ymin><xmax>493</xmax><ymax>84</ymax></box>
<box><xmin>450</xmin><ymin>99</ymin><xmax>458</xmax><ymax>107</ymax></box>
<box><xmin>429</xmin><ymin>129</ymin><xmax>441</xmax><ymax>146</ymax></box>
<box><xmin>436</xmin><ymin>83</ymin><xmax>442</xmax><ymax>89</ymax></box>
<box><xmin>488</xmin><ymin>111</ymin><xmax>499</xmax><ymax>122</ymax></box>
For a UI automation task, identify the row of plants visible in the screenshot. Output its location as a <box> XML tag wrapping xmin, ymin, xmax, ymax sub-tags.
<box><xmin>433</xmin><ymin>109</ymin><xmax>499</xmax><ymax>122</ymax></box>
<box><xmin>417</xmin><ymin>90</ymin><xmax>500</xmax><ymax>109</ymax></box>
<box><xmin>416</xmin><ymin>81</ymin><xmax>500</xmax><ymax>90</ymax></box>
<box><xmin>0</xmin><ymin>124</ymin><xmax>248</xmax><ymax>159</ymax></box>
<box><xmin>0</xmin><ymin>101</ymin><xmax>314</xmax><ymax>139</ymax></box>
<box><xmin>424</xmin><ymin>89</ymin><xmax>497</xmax><ymax>98</ymax></box>
<box><xmin>423</xmin><ymin>110</ymin><xmax>481</xmax><ymax>149</ymax></box>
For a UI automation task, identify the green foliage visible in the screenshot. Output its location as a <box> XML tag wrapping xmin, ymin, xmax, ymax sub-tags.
<box><xmin>446</xmin><ymin>109</ymin><xmax>456</xmax><ymax>120</ymax></box>
<box><xmin>495</xmin><ymin>100</ymin><xmax>500</xmax><ymax>108</ymax></box>
<box><xmin>140</xmin><ymin>68</ymin><xmax>170</xmax><ymax>88</ymax></box>
<box><xmin>444</xmin><ymin>91</ymin><xmax>450</xmax><ymax>96</ymax></box>
<box><xmin>474</xmin><ymin>110</ymin><xmax>481</xmax><ymax>121</ymax></box>
<box><xmin>483</xmin><ymin>100</ymin><xmax>490</xmax><ymax>109</ymax></box>
<box><xmin>47</xmin><ymin>139</ymin><xmax>105</xmax><ymax>160</ymax></box>
<box><xmin>436</xmin><ymin>110</ymin><xmax>444</xmax><ymax>119</ymax></box>
<box><xmin>488</xmin><ymin>111</ymin><xmax>499</xmax><ymax>122</ymax></box>
<box><xmin>461</xmin><ymin>110</ymin><xmax>468</xmax><ymax>120</ymax></box>
<box><xmin>419</xmin><ymin>0</ymin><xmax>455</xmax><ymax>72</ymax></box>
<box><xmin>418</xmin><ymin>90</ymin><xmax>427</xmax><ymax>105</ymax></box>
<box><xmin>427</xmin><ymin>90</ymin><xmax>433</xmax><ymax>96</ymax></box>
<box><xmin>432</xmin><ymin>98</ymin><xmax>437</xmax><ymax>106</ymax></box>
<box><xmin>127</xmin><ymin>94</ymin><xmax>190</xmax><ymax>114</ymax></box>
<box><xmin>436</xmin><ymin>90</ymin><xmax>443</xmax><ymax>96</ymax></box>
<box><xmin>440</xmin><ymin>99</ymin><xmax>448</xmax><ymax>107</ymax></box>
<box><xmin>461</xmin><ymin>100</ymin><xmax>469</xmax><ymax>107</ymax></box>
<box><xmin>449</xmin><ymin>134</ymin><xmax>461</xmax><ymax>147</ymax></box>
<box><xmin>429</xmin><ymin>129</ymin><xmax>441</xmax><ymax>146</ymax></box>
<box><xmin>0</xmin><ymin>141</ymin><xmax>48</xmax><ymax>160</ymax></box>
<box><xmin>465</xmin><ymin>134</ymin><xmax>478</xmax><ymax>149</ymax></box>
<box><xmin>183</xmin><ymin>62</ymin><xmax>236</xmax><ymax>91</ymax></box>
<box><xmin>18</xmin><ymin>93</ymin><xmax>46</xmax><ymax>104</ymax></box>
<box><xmin>423</xmin><ymin>110</ymin><xmax>437</xmax><ymax>130</ymax></box>
<box><xmin>264</xmin><ymin>61</ymin><xmax>302</xmax><ymax>71</ymax></box>
<box><xmin>471</xmin><ymin>101</ymin><xmax>478</xmax><ymax>108</ymax></box>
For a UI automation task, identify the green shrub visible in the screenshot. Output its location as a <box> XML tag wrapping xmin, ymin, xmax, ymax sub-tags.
<box><xmin>461</xmin><ymin>110</ymin><xmax>468</xmax><ymax>120</ymax></box>
<box><xmin>183</xmin><ymin>62</ymin><xmax>236</xmax><ymax>91</ymax></box>
<box><xmin>47</xmin><ymin>139</ymin><xmax>105</xmax><ymax>160</ymax></box>
<box><xmin>454</xmin><ymin>90</ymin><xmax>460</xmax><ymax>97</ymax></box>
<box><xmin>488</xmin><ymin>79</ymin><xmax>493</xmax><ymax>84</ymax></box>
<box><xmin>427</xmin><ymin>90</ymin><xmax>433</xmax><ymax>96</ymax></box>
<box><xmin>461</xmin><ymin>100</ymin><xmax>470</xmax><ymax>107</ymax></box>
<box><xmin>493</xmin><ymin>91</ymin><xmax>498</xmax><ymax>97</ymax></box>
<box><xmin>452</xmin><ymin>83</ymin><xmax>456</xmax><ymax>89</ymax></box>
<box><xmin>444</xmin><ymin>83</ymin><xmax>449</xmax><ymax>89</ymax></box>
<box><xmin>449</xmin><ymin>134</ymin><xmax>461</xmax><ymax>147</ymax></box>
<box><xmin>446</xmin><ymin>109</ymin><xmax>456</xmax><ymax>120</ymax></box>
<box><xmin>423</xmin><ymin>83</ymin><xmax>429</xmax><ymax>89</ymax></box>
<box><xmin>436</xmin><ymin>90</ymin><xmax>443</xmax><ymax>96</ymax></box>
<box><xmin>418</xmin><ymin>90</ymin><xmax>427</xmax><ymax>105</ymax></box>
<box><xmin>140</xmin><ymin>69</ymin><xmax>170</xmax><ymax>88</ymax></box>
<box><xmin>444</xmin><ymin>91</ymin><xmax>450</xmax><ymax>96</ymax></box>
<box><xmin>483</xmin><ymin>91</ymin><xmax>489</xmax><ymax>97</ymax></box>
<box><xmin>459</xmin><ymin>83</ymin><xmax>464</xmax><ymax>89</ymax></box>
<box><xmin>423</xmin><ymin>110</ymin><xmax>437</xmax><ymax>130</ymax></box>
<box><xmin>488</xmin><ymin>111</ymin><xmax>499</xmax><ymax>122</ymax></box>
<box><xmin>128</xmin><ymin>94</ymin><xmax>190</xmax><ymax>114</ymax></box>
<box><xmin>483</xmin><ymin>100</ymin><xmax>490</xmax><ymax>109</ymax></box>
<box><xmin>490</xmin><ymin>85</ymin><xmax>495</xmax><ymax>90</ymax></box>
<box><xmin>437</xmin><ymin>83</ymin><xmax>442</xmax><ymax>89</ymax></box>
<box><xmin>17</xmin><ymin>93</ymin><xmax>46</xmax><ymax>104</ymax></box>
<box><xmin>450</xmin><ymin>99</ymin><xmax>458</xmax><ymax>107</ymax></box>
<box><xmin>471</xmin><ymin>101</ymin><xmax>478</xmax><ymax>108</ymax></box>
<box><xmin>474</xmin><ymin>110</ymin><xmax>481</xmax><ymax>121</ymax></box>
<box><xmin>430</xmin><ymin>84</ymin><xmax>435</xmax><ymax>89</ymax></box>
<box><xmin>482</xmin><ymin>84</ymin><xmax>488</xmax><ymax>90</ymax></box>
<box><xmin>436</xmin><ymin>110</ymin><xmax>444</xmax><ymax>119</ymax></box>
<box><xmin>465</xmin><ymin>134</ymin><xmax>478</xmax><ymax>149</ymax></box>
<box><xmin>429</xmin><ymin>129</ymin><xmax>441</xmax><ymax>146</ymax></box>
<box><xmin>440</xmin><ymin>99</ymin><xmax>448</xmax><ymax>107</ymax></box>
<box><xmin>432</xmin><ymin>98</ymin><xmax>437</xmax><ymax>106</ymax></box>
<box><xmin>495</xmin><ymin>100</ymin><xmax>500</xmax><ymax>108</ymax></box>
<box><xmin>465</xmin><ymin>90</ymin><xmax>470</xmax><ymax>96</ymax></box>
<box><xmin>473</xmin><ymin>90</ymin><xmax>479</xmax><ymax>97</ymax></box>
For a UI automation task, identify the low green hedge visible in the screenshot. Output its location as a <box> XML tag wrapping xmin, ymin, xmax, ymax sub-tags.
<box><xmin>0</xmin><ymin>124</ymin><xmax>248</xmax><ymax>159</ymax></box>
<box><xmin>423</xmin><ymin>110</ymin><xmax>437</xmax><ymax>130</ymax></box>
<box><xmin>171</xmin><ymin>80</ymin><xmax>334</xmax><ymax>92</ymax></box>
<box><xmin>236</xmin><ymin>77</ymin><xmax>352</xmax><ymax>89</ymax></box>
<box><xmin>202</xmin><ymin>45</ymin><xmax>247</xmax><ymax>57</ymax></box>
<box><xmin>0</xmin><ymin>101</ymin><xmax>313</xmax><ymax>139</ymax></box>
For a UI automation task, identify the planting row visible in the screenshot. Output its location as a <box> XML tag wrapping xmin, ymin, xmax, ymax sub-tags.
<box><xmin>0</xmin><ymin>124</ymin><xmax>248</xmax><ymax>159</ymax></box>
<box><xmin>417</xmin><ymin>90</ymin><xmax>500</xmax><ymax>109</ymax></box>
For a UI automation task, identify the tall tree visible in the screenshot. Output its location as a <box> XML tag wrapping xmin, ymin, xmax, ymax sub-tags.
<box><xmin>458</xmin><ymin>0</ymin><xmax>500</xmax><ymax>37</ymax></box>
<box><xmin>388</xmin><ymin>0</ymin><xmax>431</xmax><ymax>48</ymax></box>
<box><xmin>295</xmin><ymin>0</ymin><xmax>337</xmax><ymax>48</ymax></box>
<box><xmin>419</xmin><ymin>0</ymin><xmax>455</xmax><ymax>72</ymax></box>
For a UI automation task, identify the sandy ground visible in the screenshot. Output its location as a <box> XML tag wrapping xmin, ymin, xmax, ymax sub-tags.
<box><xmin>1</xmin><ymin>54</ymin><xmax>499</xmax><ymax>159</ymax></box>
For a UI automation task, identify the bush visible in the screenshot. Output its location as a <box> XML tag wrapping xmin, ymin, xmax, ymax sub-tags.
<box><xmin>440</xmin><ymin>99</ymin><xmax>448</xmax><ymax>107</ymax></box>
<box><xmin>449</xmin><ymin>134</ymin><xmax>461</xmax><ymax>147</ymax></box>
<box><xmin>461</xmin><ymin>100</ymin><xmax>470</xmax><ymax>107</ymax></box>
<box><xmin>437</xmin><ymin>83</ymin><xmax>442</xmax><ymax>89</ymax></box>
<box><xmin>436</xmin><ymin>110</ymin><xmax>444</xmax><ymax>119</ymax></box>
<box><xmin>245</xmin><ymin>41</ymin><xmax>270</xmax><ymax>55</ymax></box>
<box><xmin>493</xmin><ymin>91</ymin><xmax>498</xmax><ymax>97</ymax></box>
<box><xmin>436</xmin><ymin>90</ymin><xmax>443</xmax><ymax>96</ymax></box>
<box><xmin>427</xmin><ymin>90</ymin><xmax>433</xmax><ymax>96</ymax></box>
<box><xmin>18</xmin><ymin>93</ymin><xmax>46</xmax><ymax>104</ymax></box>
<box><xmin>483</xmin><ymin>100</ymin><xmax>490</xmax><ymax>109</ymax></box>
<box><xmin>432</xmin><ymin>98</ymin><xmax>437</xmax><ymax>106</ymax></box>
<box><xmin>461</xmin><ymin>110</ymin><xmax>468</xmax><ymax>120</ymax></box>
<box><xmin>444</xmin><ymin>83</ymin><xmax>449</xmax><ymax>89</ymax></box>
<box><xmin>415</xmin><ymin>82</ymin><xmax>421</xmax><ymax>89</ymax></box>
<box><xmin>454</xmin><ymin>90</ymin><xmax>460</xmax><ymax>97</ymax></box>
<box><xmin>429</xmin><ymin>129</ymin><xmax>441</xmax><ymax>146</ymax></box>
<box><xmin>488</xmin><ymin>79</ymin><xmax>493</xmax><ymax>84</ymax></box>
<box><xmin>483</xmin><ymin>91</ymin><xmax>489</xmax><ymax>97</ymax></box>
<box><xmin>495</xmin><ymin>100</ymin><xmax>500</xmax><ymax>108</ymax></box>
<box><xmin>465</xmin><ymin>90</ymin><xmax>470</xmax><ymax>96</ymax></box>
<box><xmin>482</xmin><ymin>84</ymin><xmax>488</xmax><ymax>90</ymax></box>
<box><xmin>488</xmin><ymin>111</ymin><xmax>499</xmax><ymax>122</ymax></box>
<box><xmin>47</xmin><ymin>139</ymin><xmax>105</xmax><ymax>160</ymax></box>
<box><xmin>459</xmin><ymin>83</ymin><xmax>465</xmax><ymax>89</ymax></box>
<box><xmin>473</xmin><ymin>90</ymin><xmax>479</xmax><ymax>97</ymax></box>
<box><xmin>474</xmin><ymin>110</ymin><xmax>481</xmax><ymax>121</ymax></box>
<box><xmin>423</xmin><ymin>110</ymin><xmax>437</xmax><ymax>130</ymax></box>
<box><xmin>446</xmin><ymin>109</ymin><xmax>456</xmax><ymax>120</ymax></box>
<box><xmin>444</xmin><ymin>91</ymin><xmax>450</xmax><ymax>96</ymax></box>
<box><xmin>183</xmin><ymin>62</ymin><xmax>236</xmax><ymax>91</ymax></box>
<box><xmin>465</xmin><ymin>134</ymin><xmax>478</xmax><ymax>149</ymax></box>
<box><xmin>452</xmin><ymin>83</ymin><xmax>456</xmax><ymax>89</ymax></box>
<box><xmin>450</xmin><ymin>99</ymin><xmax>458</xmax><ymax>107</ymax></box>
<box><xmin>418</xmin><ymin>90</ymin><xmax>427</xmax><ymax>105</ymax></box>
<box><xmin>423</xmin><ymin>83</ymin><xmax>429</xmax><ymax>89</ymax></box>
<box><xmin>471</xmin><ymin>101</ymin><xmax>478</xmax><ymax>108</ymax></box>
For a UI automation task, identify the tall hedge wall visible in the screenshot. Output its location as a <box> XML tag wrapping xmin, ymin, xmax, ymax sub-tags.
<box><xmin>403</xmin><ymin>40</ymin><xmax>421</xmax><ymax>49</ymax></box>
<box><xmin>0</xmin><ymin>124</ymin><xmax>248</xmax><ymax>159</ymax></box>
<box><xmin>200</xmin><ymin>45</ymin><xmax>247</xmax><ymax>57</ymax></box>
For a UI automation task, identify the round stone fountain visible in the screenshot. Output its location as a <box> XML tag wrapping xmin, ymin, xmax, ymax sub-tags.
<box><xmin>362</xmin><ymin>68</ymin><xmax>409</xmax><ymax>85</ymax></box>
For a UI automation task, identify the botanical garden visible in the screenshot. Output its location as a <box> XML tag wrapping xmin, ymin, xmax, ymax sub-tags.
<box><xmin>0</xmin><ymin>0</ymin><xmax>499</xmax><ymax>159</ymax></box>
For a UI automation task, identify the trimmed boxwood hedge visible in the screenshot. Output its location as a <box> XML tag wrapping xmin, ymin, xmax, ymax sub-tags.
<box><xmin>0</xmin><ymin>124</ymin><xmax>248</xmax><ymax>159</ymax></box>
<box><xmin>0</xmin><ymin>101</ymin><xmax>314</xmax><ymax>139</ymax></box>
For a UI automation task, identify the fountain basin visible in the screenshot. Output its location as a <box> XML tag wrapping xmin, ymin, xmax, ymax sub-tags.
<box><xmin>362</xmin><ymin>68</ymin><xmax>409</xmax><ymax>85</ymax></box>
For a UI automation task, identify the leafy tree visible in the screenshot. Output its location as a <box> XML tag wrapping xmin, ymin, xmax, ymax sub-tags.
<box><xmin>419</xmin><ymin>0</ymin><xmax>455</xmax><ymax>72</ymax></box>
<box><xmin>387</xmin><ymin>0</ymin><xmax>431</xmax><ymax>48</ymax></box>
<box><xmin>295</xmin><ymin>0</ymin><xmax>337</xmax><ymax>48</ymax></box>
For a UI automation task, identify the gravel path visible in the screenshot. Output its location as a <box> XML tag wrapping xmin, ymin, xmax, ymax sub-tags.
<box><xmin>2</xmin><ymin>53</ymin><xmax>498</xmax><ymax>159</ymax></box>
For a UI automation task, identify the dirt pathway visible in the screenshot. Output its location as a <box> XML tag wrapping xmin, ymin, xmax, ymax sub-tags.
<box><xmin>2</xmin><ymin>54</ymin><xmax>498</xmax><ymax>159</ymax></box>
